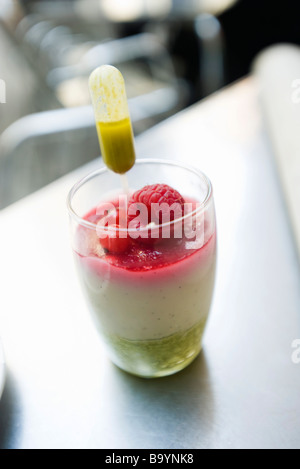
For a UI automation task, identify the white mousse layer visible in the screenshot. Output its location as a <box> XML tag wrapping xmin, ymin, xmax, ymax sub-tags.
<box><xmin>75</xmin><ymin>234</ymin><xmax>216</xmax><ymax>341</ymax></box>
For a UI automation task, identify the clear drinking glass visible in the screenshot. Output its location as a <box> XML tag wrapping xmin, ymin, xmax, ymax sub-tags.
<box><xmin>67</xmin><ymin>159</ymin><xmax>217</xmax><ymax>378</ymax></box>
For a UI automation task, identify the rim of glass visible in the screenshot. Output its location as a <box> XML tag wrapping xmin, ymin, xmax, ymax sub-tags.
<box><xmin>67</xmin><ymin>158</ymin><xmax>213</xmax><ymax>233</ymax></box>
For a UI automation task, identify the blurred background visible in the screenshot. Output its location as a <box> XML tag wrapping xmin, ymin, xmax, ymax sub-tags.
<box><xmin>0</xmin><ymin>0</ymin><xmax>300</xmax><ymax>209</ymax></box>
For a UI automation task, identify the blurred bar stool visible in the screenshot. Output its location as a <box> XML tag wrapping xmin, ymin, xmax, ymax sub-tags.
<box><xmin>0</xmin><ymin>88</ymin><xmax>180</xmax><ymax>209</ymax></box>
<box><xmin>22</xmin><ymin>0</ymin><xmax>238</xmax><ymax>99</ymax></box>
<box><xmin>0</xmin><ymin>8</ymin><xmax>187</xmax><ymax>208</ymax></box>
<box><xmin>0</xmin><ymin>0</ymin><xmax>238</xmax><ymax>208</ymax></box>
<box><xmin>24</xmin><ymin>0</ymin><xmax>238</xmax><ymax>22</ymax></box>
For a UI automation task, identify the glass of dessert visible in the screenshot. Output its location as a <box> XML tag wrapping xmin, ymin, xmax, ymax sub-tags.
<box><xmin>67</xmin><ymin>66</ymin><xmax>217</xmax><ymax>378</ymax></box>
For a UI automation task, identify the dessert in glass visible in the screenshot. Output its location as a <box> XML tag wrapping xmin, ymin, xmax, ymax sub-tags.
<box><xmin>67</xmin><ymin>66</ymin><xmax>217</xmax><ymax>378</ymax></box>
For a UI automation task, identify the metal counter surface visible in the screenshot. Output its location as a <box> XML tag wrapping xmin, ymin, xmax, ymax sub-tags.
<box><xmin>0</xmin><ymin>77</ymin><xmax>299</xmax><ymax>449</ymax></box>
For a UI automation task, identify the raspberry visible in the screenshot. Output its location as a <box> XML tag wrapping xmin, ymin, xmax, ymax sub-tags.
<box><xmin>99</xmin><ymin>224</ymin><xmax>130</xmax><ymax>254</ymax></box>
<box><xmin>96</xmin><ymin>202</ymin><xmax>131</xmax><ymax>254</ymax></box>
<box><xmin>128</xmin><ymin>184</ymin><xmax>185</xmax><ymax>243</ymax></box>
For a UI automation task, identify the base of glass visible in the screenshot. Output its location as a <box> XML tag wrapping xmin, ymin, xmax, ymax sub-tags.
<box><xmin>102</xmin><ymin>321</ymin><xmax>206</xmax><ymax>378</ymax></box>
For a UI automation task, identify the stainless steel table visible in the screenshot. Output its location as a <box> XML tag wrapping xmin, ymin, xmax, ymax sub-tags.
<box><xmin>0</xmin><ymin>77</ymin><xmax>299</xmax><ymax>449</ymax></box>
